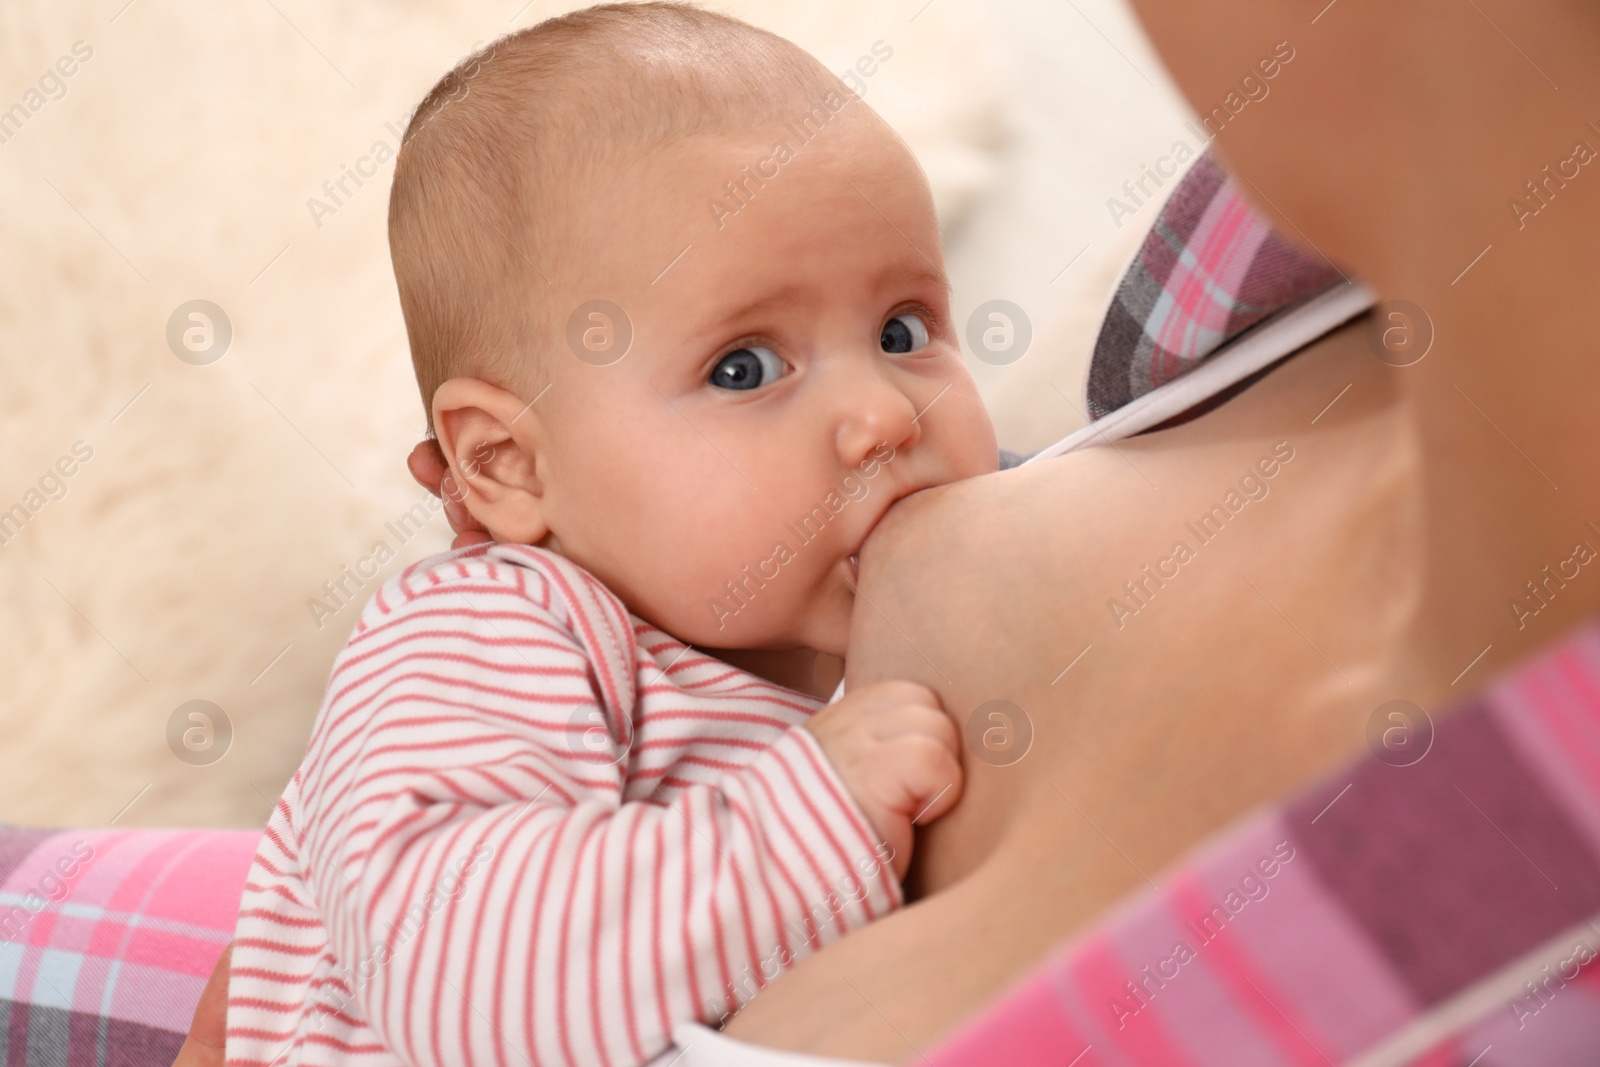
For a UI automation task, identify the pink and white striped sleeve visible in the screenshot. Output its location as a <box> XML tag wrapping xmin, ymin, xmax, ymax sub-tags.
<box><xmin>299</xmin><ymin>560</ymin><xmax>901</xmax><ymax>1067</ymax></box>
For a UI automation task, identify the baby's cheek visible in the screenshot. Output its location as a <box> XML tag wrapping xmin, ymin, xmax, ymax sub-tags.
<box><xmin>689</xmin><ymin>535</ymin><xmax>815</xmax><ymax>644</ymax></box>
<box><xmin>950</xmin><ymin>409</ymin><xmax>1000</xmax><ymax>478</ymax></box>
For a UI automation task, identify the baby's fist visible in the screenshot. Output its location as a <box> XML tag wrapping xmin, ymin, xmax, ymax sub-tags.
<box><xmin>802</xmin><ymin>680</ymin><xmax>963</xmax><ymax>881</ymax></box>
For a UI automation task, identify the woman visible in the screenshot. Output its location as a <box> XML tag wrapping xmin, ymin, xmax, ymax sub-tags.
<box><xmin>709</xmin><ymin>0</ymin><xmax>1600</xmax><ymax>1060</ymax></box>
<box><xmin>178</xmin><ymin>0</ymin><xmax>1600</xmax><ymax>1062</ymax></box>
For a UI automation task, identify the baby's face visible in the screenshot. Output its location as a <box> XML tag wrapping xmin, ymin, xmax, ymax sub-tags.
<box><xmin>524</xmin><ymin>107</ymin><xmax>998</xmax><ymax>658</ymax></box>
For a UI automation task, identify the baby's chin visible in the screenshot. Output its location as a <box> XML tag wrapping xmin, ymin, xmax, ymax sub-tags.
<box><xmin>816</xmin><ymin>572</ymin><xmax>860</xmax><ymax>662</ymax></box>
<box><xmin>729</xmin><ymin>602</ymin><xmax>853</xmax><ymax>665</ymax></box>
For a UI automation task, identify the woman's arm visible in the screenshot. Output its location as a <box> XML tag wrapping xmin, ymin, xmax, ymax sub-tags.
<box><xmin>174</xmin><ymin>945</ymin><xmax>229</xmax><ymax>1067</ymax></box>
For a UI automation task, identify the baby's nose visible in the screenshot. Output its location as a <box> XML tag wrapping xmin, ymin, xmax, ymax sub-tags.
<box><xmin>833</xmin><ymin>375</ymin><xmax>921</xmax><ymax>465</ymax></box>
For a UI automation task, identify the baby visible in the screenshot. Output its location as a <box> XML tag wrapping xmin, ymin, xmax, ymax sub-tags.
<box><xmin>226</xmin><ymin>4</ymin><xmax>1001</xmax><ymax>1066</ymax></box>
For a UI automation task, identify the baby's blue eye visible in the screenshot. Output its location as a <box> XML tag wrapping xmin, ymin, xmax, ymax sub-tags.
<box><xmin>881</xmin><ymin>313</ymin><xmax>931</xmax><ymax>354</ymax></box>
<box><xmin>710</xmin><ymin>345</ymin><xmax>786</xmax><ymax>391</ymax></box>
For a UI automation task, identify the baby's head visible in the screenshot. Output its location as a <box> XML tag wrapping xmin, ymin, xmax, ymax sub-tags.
<box><xmin>389</xmin><ymin>2</ymin><xmax>998</xmax><ymax>660</ymax></box>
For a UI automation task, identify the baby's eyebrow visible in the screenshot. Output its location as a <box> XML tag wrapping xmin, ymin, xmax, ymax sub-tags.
<box><xmin>707</xmin><ymin>265</ymin><xmax>951</xmax><ymax>332</ymax></box>
<box><xmin>883</xmin><ymin>263</ymin><xmax>952</xmax><ymax>298</ymax></box>
<box><xmin>720</xmin><ymin>265</ymin><xmax>940</xmax><ymax>321</ymax></box>
<box><xmin>717</xmin><ymin>284</ymin><xmax>807</xmax><ymax>325</ymax></box>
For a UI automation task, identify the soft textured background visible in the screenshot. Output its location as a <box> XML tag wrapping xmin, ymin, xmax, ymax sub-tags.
<box><xmin>0</xmin><ymin>0</ymin><xmax>1192</xmax><ymax>828</ymax></box>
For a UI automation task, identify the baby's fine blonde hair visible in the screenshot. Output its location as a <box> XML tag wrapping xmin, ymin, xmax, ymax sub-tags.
<box><xmin>388</xmin><ymin>2</ymin><xmax>850</xmax><ymax>432</ymax></box>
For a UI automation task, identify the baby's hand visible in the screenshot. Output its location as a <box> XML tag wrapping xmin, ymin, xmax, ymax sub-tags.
<box><xmin>802</xmin><ymin>680</ymin><xmax>963</xmax><ymax>882</ymax></box>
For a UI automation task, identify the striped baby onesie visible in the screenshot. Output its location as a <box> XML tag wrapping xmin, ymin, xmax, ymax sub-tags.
<box><xmin>226</xmin><ymin>541</ymin><xmax>899</xmax><ymax>1067</ymax></box>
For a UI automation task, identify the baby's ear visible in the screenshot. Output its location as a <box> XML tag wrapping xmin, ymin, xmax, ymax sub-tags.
<box><xmin>431</xmin><ymin>378</ymin><xmax>549</xmax><ymax>545</ymax></box>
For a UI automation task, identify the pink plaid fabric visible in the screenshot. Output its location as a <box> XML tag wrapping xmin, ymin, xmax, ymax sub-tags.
<box><xmin>923</xmin><ymin>622</ymin><xmax>1600</xmax><ymax>1066</ymax></box>
<box><xmin>0</xmin><ymin>827</ymin><xmax>257</xmax><ymax>1066</ymax></box>
<box><xmin>1086</xmin><ymin>150</ymin><xmax>1348</xmax><ymax>420</ymax></box>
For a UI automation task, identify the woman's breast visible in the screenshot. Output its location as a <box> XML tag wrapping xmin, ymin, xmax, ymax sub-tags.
<box><xmin>849</xmin><ymin>319</ymin><xmax>1428</xmax><ymax>904</ymax></box>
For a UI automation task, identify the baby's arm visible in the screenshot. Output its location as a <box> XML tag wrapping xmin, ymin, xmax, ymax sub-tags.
<box><xmin>292</xmin><ymin>553</ymin><xmax>908</xmax><ymax>1067</ymax></box>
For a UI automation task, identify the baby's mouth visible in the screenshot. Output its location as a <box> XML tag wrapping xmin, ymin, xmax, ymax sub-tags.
<box><xmin>847</xmin><ymin>492</ymin><xmax>905</xmax><ymax>585</ymax></box>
